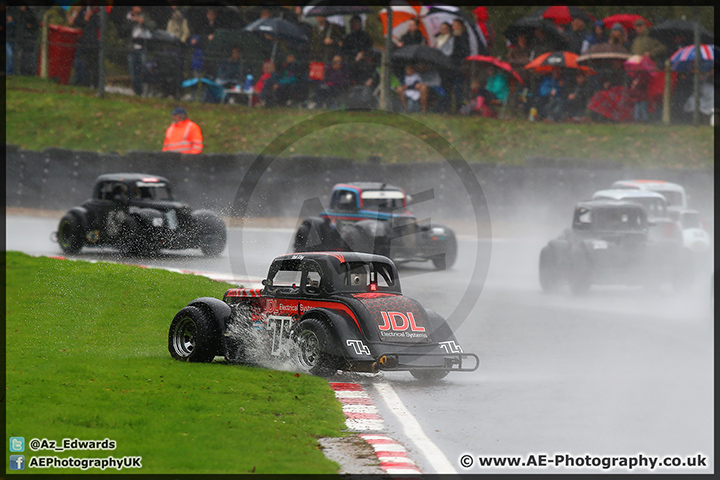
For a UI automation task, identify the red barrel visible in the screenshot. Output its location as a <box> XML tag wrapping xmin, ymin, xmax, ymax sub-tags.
<box><xmin>37</xmin><ymin>25</ymin><xmax>81</xmax><ymax>85</ymax></box>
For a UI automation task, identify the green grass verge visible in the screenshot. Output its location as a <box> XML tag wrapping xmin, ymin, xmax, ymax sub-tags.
<box><xmin>5</xmin><ymin>252</ymin><xmax>346</xmax><ymax>474</ymax></box>
<box><xmin>6</xmin><ymin>75</ymin><xmax>713</xmax><ymax>169</ymax></box>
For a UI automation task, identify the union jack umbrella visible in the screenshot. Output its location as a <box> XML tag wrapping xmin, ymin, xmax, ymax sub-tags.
<box><xmin>670</xmin><ymin>44</ymin><xmax>716</xmax><ymax>72</ymax></box>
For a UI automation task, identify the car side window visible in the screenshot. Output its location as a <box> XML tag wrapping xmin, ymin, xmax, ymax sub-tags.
<box><xmin>302</xmin><ymin>261</ymin><xmax>323</xmax><ymax>295</ymax></box>
<box><xmin>98</xmin><ymin>182</ymin><xmax>116</xmax><ymax>200</ymax></box>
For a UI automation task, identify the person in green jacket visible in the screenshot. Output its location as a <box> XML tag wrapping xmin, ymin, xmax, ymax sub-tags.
<box><xmin>630</xmin><ymin>19</ymin><xmax>666</xmax><ymax>65</ymax></box>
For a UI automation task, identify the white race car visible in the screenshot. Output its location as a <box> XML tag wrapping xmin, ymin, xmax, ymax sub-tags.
<box><xmin>609</xmin><ymin>180</ymin><xmax>712</xmax><ymax>255</ymax></box>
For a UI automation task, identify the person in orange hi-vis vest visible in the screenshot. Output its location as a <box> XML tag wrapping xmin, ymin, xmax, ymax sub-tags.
<box><xmin>162</xmin><ymin>107</ymin><xmax>204</xmax><ymax>154</ymax></box>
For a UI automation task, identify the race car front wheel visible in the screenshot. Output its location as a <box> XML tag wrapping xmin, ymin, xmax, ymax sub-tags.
<box><xmin>410</xmin><ymin>369</ymin><xmax>450</xmax><ymax>381</ymax></box>
<box><xmin>57</xmin><ymin>213</ymin><xmax>83</xmax><ymax>254</ymax></box>
<box><xmin>293</xmin><ymin>318</ymin><xmax>338</xmax><ymax>377</ymax></box>
<box><xmin>431</xmin><ymin>228</ymin><xmax>457</xmax><ymax>270</ymax></box>
<box><xmin>168</xmin><ymin>306</ymin><xmax>220</xmax><ymax>362</ymax></box>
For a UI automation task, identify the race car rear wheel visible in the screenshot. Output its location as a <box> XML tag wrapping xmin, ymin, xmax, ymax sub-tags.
<box><xmin>293</xmin><ymin>318</ymin><xmax>338</xmax><ymax>377</ymax></box>
<box><xmin>168</xmin><ymin>306</ymin><xmax>220</xmax><ymax>362</ymax></box>
<box><xmin>410</xmin><ymin>369</ymin><xmax>450</xmax><ymax>381</ymax></box>
<box><xmin>194</xmin><ymin>211</ymin><xmax>227</xmax><ymax>256</ymax></box>
<box><xmin>57</xmin><ymin>213</ymin><xmax>83</xmax><ymax>254</ymax></box>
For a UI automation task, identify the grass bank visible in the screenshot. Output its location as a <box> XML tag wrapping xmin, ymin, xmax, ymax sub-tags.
<box><xmin>5</xmin><ymin>75</ymin><xmax>713</xmax><ymax>168</ymax></box>
<box><xmin>5</xmin><ymin>252</ymin><xmax>346</xmax><ymax>474</ymax></box>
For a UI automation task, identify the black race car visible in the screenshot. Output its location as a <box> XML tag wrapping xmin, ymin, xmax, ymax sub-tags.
<box><xmin>539</xmin><ymin>199</ymin><xmax>689</xmax><ymax>294</ymax></box>
<box><xmin>293</xmin><ymin>183</ymin><xmax>458</xmax><ymax>270</ymax></box>
<box><xmin>55</xmin><ymin>173</ymin><xmax>226</xmax><ymax>256</ymax></box>
<box><xmin>168</xmin><ymin>252</ymin><xmax>478</xmax><ymax>380</ymax></box>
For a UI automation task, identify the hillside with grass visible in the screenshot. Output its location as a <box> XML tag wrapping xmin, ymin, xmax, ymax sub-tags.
<box><xmin>6</xmin><ymin>76</ymin><xmax>713</xmax><ymax>169</ymax></box>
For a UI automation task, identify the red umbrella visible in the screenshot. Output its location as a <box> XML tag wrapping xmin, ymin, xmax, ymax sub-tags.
<box><xmin>466</xmin><ymin>55</ymin><xmax>525</xmax><ymax>85</ymax></box>
<box><xmin>524</xmin><ymin>51</ymin><xmax>596</xmax><ymax>74</ymax></box>
<box><xmin>602</xmin><ymin>14</ymin><xmax>651</xmax><ymax>31</ymax></box>
<box><xmin>531</xmin><ymin>6</ymin><xmax>594</xmax><ymax>26</ymax></box>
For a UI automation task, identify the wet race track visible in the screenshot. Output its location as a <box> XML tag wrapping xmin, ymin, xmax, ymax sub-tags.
<box><xmin>6</xmin><ymin>214</ymin><xmax>714</xmax><ymax>474</ymax></box>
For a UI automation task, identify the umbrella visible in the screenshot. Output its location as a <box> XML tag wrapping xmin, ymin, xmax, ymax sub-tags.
<box><xmin>466</xmin><ymin>55</ymin><xmax>524</xmax><ymax>85</ymax></box>
<box><xmin>588</xmin><ymin>85</ymin><xmax>634</xmax><ymax>122</ymax></box>
<box><xmin>602</xmin><ymin>14</ymin><xmax>651</xmax><ymax>32</ymax></box>
<box><xmin>244</xmin><ymin>17</ymin><xmax>310</xmax><ymax>43</ymax></box>
<box><xmin>650</xmin><ymin>19</ymin><xmax>714</xmax><ymax>49</ymax></box>
<box><xmin>503</xmin><ymin>16</ymin><xmax>569</xmax><ymax>51</ymax></box>
<box><xmin>244</xmin><ymin>17</ymin><xmax>309</xmax><ymax>61</ymax></box>
<box><xmin>577</xmin><ymin>51</ymin><xmax>631</xmax><ymax>63</ymax></box>
<box><xmin>623</xmin><ymin>54</ymin><xmax>657</xmax><ymax>74</ymax></box>
<box><xmin>303</xmin><ymin>5</ymin><xmax>372</xmax><ymax>17</ymax></box>
<box><xmin>392</xmin><ymin>45</ymin><xmax>455</xmax><ymax>70</ymax></box>
<box><xmin>530</xmin><ymin>6</ymin><xmax>594</xmax><ymax>25</ymax></box>
<box><xmin>524</xmin><ymin>51</ymin><xmax>595</xmax><ymax>74</ymax></box>
<box><xmin>379</xmin><ymin>5</ymin><xmax>488</xmax><ymax>56</ymax></box>
<box><xmin>379</xmin><ymin>5</ymin><xmax>430</xmax><ymax>44</ymax></box>
<box><xmin>670</xmin><ymin>44</ymin><xmax>717</xmax><ymax>72</ymax></box>
<box><xmin>422</xmin><ymin>5</ymin><xmax>488</xmax><ymax>54</ymax></box>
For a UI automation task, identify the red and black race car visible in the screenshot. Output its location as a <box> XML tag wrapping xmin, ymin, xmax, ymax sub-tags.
<box><xmin>168</xmin><ymin>252</ymin><xmax>478</xmax><ymax>380</ymax></box>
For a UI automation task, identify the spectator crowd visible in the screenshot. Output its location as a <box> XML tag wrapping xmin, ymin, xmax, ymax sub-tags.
<box><xmin>4</xmin><ymin>4</ymin><xmax>716</xmax><ymax>124</ymax></box>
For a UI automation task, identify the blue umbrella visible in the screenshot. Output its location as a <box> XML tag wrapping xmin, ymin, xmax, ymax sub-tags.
<box><xmin>670</xmin><ymin>44</ymin><xmax>716</xmax><ymax>72</ymax></box>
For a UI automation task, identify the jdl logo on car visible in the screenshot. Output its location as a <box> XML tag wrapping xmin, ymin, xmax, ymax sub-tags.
<box><xmin>378</xmin><ymin>311</ymin><xmax>425</xmax><ymax>332</ymax></box>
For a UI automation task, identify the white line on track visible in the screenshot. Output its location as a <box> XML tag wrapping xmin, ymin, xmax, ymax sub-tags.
<box><xmin>371</xmin><ymin>382</ymin><xmax>457</xmax><ymax>474</ymax></box>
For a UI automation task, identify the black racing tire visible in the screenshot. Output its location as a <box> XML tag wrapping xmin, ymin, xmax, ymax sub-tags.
<box><xmin>293</xmin><ymin>220</ymin><xmax>321</xmax><ymax>252</ymax></box>
<box><xmin>294</xmin><ymin>217</ymin><xmax>342</xmax><ymax>252</ymax></box>
<box><xmin>293</xmin><ymin>221</ymin><xmax>312</xmax><ymax>252</ymax></box>
<box><xmin>539</xmin><ymin>245</ymin><xmax>563</xmax><ymax>292</ymax></box>
<box><xmin>168</xmin><ymin>305</ymin><xmax>220</xmax><ymax>362</ymax></box>
<box><xmin>193</xmin><ymin>211</ymin><xmax>227</xmax><ymax>256</ymax></box>
<box><xmin>57</xmin><ymin>213</ymin><xmax>84</xmax><ymax>254</ymax></box>
<box><xmin>293</xmin><ymin>317</ymin><xmax>339</xmax><ymax>377</ymax></box>
<box><xmin>568</xmin><ymin>252</ymin><xmax>591</xmax><ymax>295</ymax></box>
<box><xmin>431</xmin><ymin>229</ymin><xmax>457</xmax><ymax>270</ymax></box>
<box><xmin>410</xmin><ymin>369</ymin><xmax>450</xmax><ymax>381</ymax></box>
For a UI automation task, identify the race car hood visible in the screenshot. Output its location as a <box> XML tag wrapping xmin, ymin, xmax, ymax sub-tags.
<box><xmin>349</xmin><ymin>293</ymin><xmax>432</xmax><ymax>344</ymax></box>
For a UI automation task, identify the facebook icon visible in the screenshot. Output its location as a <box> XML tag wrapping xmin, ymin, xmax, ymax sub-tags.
<box><xmin>10</xmin><ymin>454</ymin><xmax>25</xmax><ymax>470</ymax></box>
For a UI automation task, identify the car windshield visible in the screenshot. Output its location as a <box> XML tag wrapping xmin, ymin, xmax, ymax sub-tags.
<box><xmin>592</xmin><ymin>207</ymin><xmax>645</xmax><ymax>231</ymax></box>
<box><xmin>628</xmin><ymin>197</ymin><xmax>667</xmax><ymax>218</ymax></box>
<box><xmin>362</xmin><ymin>197</ymin><xmax>405</xmax><ymax>212</ymax></box>
<box><xmin>132</xmin><ymin>182</ymin><xmax>172</xmax><ymax>201</ymax></box>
